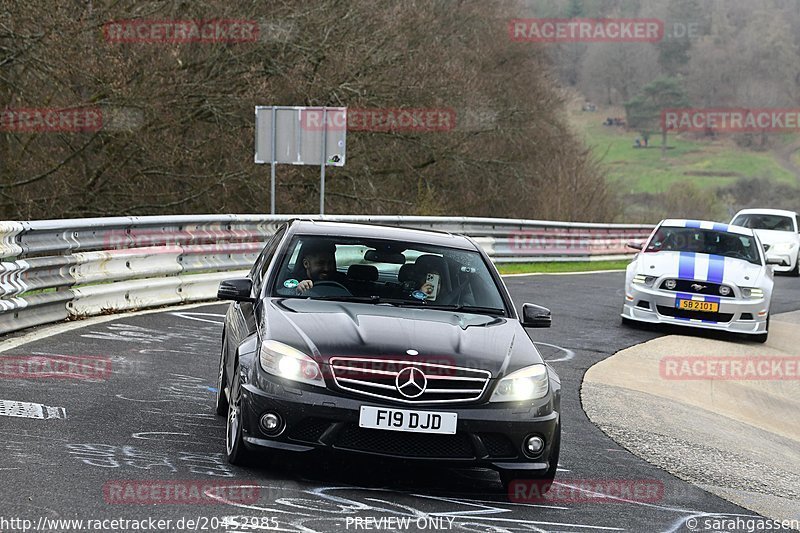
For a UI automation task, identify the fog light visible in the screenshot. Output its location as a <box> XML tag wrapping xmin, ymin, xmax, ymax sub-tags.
<box><xmin>523</xmin><ymin>435</ymin><xmax>545</xmax><ymax>457</ymax></box>
<box><xmin>259</xmin><ymin>412</ymin><xmax>284</xmax><ymax>436</ymax></box>
<box><xmin>665</xmin><ymin>279</ymin><xmax>677</xmax><ymax>290</ymax></box>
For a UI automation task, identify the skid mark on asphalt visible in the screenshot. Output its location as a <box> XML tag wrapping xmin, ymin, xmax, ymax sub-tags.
<box><xmin>198</xmin><ymin>480</ymin><xmax>771</xmax><ymax>533</ymax></box>
<box><xmin>66</xmin><ymin>443</ymin><xmax>234</xmax><ymax>477</ymax></box>
<box><xmin>0</xmin><ymin>399</ymin><xmax>66</xmax><ymax>419</ymax></box>
<box><xmin>206</xmin><ymin>484</ymin><xmax>626</xmax><ymax>532</ymax></box>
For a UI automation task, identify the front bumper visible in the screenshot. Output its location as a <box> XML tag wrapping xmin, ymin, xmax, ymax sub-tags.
<box><xmin>766</xmin><ymin>252</ymin><xmax>795</xmax><ymax>272</ymax></box>
<box><xmin>238</xmin><ymin>371</ymin><xmax>559</xmax><ymax>475</ymax></box>
<box><xmin>622</xmin><ymin>283</ymin><xmax>769</xmax><ymax>335</ymax></box>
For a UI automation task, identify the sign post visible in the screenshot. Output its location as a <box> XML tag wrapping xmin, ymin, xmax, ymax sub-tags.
<box><xmin>255</xmin><ymin>106</ymin><xmax>346</xmax><ymax>215</ymax></box>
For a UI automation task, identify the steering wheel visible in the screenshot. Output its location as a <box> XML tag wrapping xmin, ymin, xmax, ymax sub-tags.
<box><xmin>306</xmin><ymin>281</ymin><xmax>353</xmax><ymax>297</ymax></box>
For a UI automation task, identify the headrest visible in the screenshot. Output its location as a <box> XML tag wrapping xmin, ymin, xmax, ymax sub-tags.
<box><xmin>347</xmin><ymin>264</ymin><xmax>379</xmax><ymax>282</ymax></box>
<box><xmin>398</xmin><ymin>263</ymin><xmax>416</xmax><ymax>282</ymax></box>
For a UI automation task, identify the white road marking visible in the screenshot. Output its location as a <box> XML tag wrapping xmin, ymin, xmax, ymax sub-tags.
<box><xmin>0</xmin><ymin>301</ymin><xmax>223</xmax><ymax>354</ymax></box>
<box><xmin>533</xmin><ymin>342</ymin><xmax>576</xmax><ymax>363</ymax></box>
<box><xmin>169</xmin><ymin>311</ymin><xmax>226</xmax><ymax>325</ymax></box>
<box><xmin>0</xmin><ymin>399</ymin><xmax>66</xmax><ymax>420</ymax></box>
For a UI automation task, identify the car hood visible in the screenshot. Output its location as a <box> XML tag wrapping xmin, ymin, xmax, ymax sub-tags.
<box><xmin>636</xmin><ymin>251</ymin><xmax>764</xmax><ymax>286</ymax></box>
<box><xmin>261</xmin><ymin>299</ymin><xmax>542</xmax><ymax>378</ymax></box>
<box><xmin>751</xmin><ymin>229</ymin><xmax>797</xmax><ymax>246</ymax></box>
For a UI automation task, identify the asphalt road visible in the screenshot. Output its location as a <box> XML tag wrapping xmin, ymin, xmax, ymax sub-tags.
<box><xmin>2</xmin><ymin>272</ymin><xmax>800</xmax><ymax>533</ymax></box>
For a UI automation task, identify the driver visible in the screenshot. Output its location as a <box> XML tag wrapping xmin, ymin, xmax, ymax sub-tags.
<box><xmin>289</xmin><ymin>241</ymin><xmax>343</xmax><ymax>294</ymax></box>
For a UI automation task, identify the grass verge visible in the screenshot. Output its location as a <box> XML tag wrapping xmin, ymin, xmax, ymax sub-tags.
<box><xmin>497</xmin><ymin>260</ymin><xmax>630</xmax><ymax>275</ymax></box>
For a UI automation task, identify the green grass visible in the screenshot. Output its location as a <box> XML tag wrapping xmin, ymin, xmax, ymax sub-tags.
<box><xmin>497</xmin><ymin>260</ymin><xmax>629</xmax><ymax>275</ymax></box>
<box><xmin>571</xmin><ymin>109</ymin><xmax>796</xmax><ymax>194</ymax></box>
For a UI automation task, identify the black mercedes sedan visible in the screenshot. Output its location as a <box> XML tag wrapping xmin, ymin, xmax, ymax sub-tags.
<box><xmin>215</xmin><ymin>220</ymin><xmax>561</xmax><ymax>490</ymax></box>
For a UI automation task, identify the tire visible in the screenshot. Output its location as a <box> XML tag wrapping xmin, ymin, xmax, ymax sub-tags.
<box><xmin>500</xmin><ymin>424</ymin><xmax>561</xmax><ymax>496</ymax></box>
<box><xmin>791</xmin><ymin>255</ymin><xmax>800</xmax><ymax>277</ymax></box>
<box><xmin>214</xmin><ymin>339</ymin><xmax>229</xmax><ymax>416</ymax></box>
<box><xmin>225</xmin><ymin>362</ymin><xmax>251</xmax><ymax>465</ymax></box>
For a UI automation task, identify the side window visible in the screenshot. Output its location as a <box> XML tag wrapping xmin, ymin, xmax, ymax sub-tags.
<box><xmin>795</xmin><ymin>215</ymin><xmax>800</xmax><ymax>233</ymax></box>
<box><xmin>252</xmin><ymin>227</ymin><xmax>286</xmax><ymax>292</ymax></box>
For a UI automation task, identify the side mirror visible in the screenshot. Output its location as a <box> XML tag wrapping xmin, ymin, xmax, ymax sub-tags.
<box><xmin>766</xmin><ymin>257</ymin><xmax>790</xmax><ymax>266</ymax></box>
<box><xmin>521</xmin><ymin>303</ymin><xmax>551</xmax><ymax>328</ymax></box>
<box><xmin>218</xmin><ymin>278</ymin><xmax>255</xmax><ymax>302</ymax></box>
<box><xmin>626</xmin><ymin>241</ymin><xmax>643</xmax><ymax>251</ymax></box>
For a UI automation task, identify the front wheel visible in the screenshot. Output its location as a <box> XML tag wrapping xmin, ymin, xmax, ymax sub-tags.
<box><xmin>791</xmin><ymin>255</ymin><xmax>800</xmax><ymax>277</ymax></box>
<box><xmin>225</xmin><ymin>362</ymin><xmax>251</xmax><ymax>465</ymax></box>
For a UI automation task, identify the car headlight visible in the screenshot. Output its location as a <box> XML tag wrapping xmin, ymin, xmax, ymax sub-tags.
<box><xmin>632</xmin><ymin>274</ymin><xmax>656</xmax><ymax>287</ymax></box>
<box><xmin>259</xmin><ymin>340</ymin><xmax>325</xmax><ymax>387</ymax></box>
<box><xmin>489</xmin><ymin>364</ymin><xmax>549</xmax><ymax>403</ymax></box>
<box><xmin>741</xmin><ymin>287</ymin><xmax>764</xmax><ymax>299</ymax></box>
<box><xmin>772</xmin><ymin>242</ymin><xmax>795</xmax><ymax>253</ymax></box>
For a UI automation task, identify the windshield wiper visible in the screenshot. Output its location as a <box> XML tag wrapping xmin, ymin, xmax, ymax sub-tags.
<box><xmin>305</xmin><ymin>295</ymin><xmax>424</xmax><ymax>306</ymax></box>
<box><xmin>420</xmin><ymin>304</ymin><xmax>506</xmax><ymax>316</ymax></box>
<box><xmin>307</xmin><ymin>295</ymin><xmax>383</xmax><ymax>303</ymax></box>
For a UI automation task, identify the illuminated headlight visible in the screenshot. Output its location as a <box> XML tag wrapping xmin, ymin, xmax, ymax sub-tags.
<box><xmin>772</xmin><ymin>242</ymin><xmax>795</xmax><ymax>253</ymax></box>
<box><xmin>490</xmin><ymin>364</ymin><xmax>549</xmax><ymax>403</ymax></box>
<box><xmin>719</xmin><ymin>285</ymin><xmax>731</xmax><ymax>296</ymax></box>
<box><xmin>741</xmin><ymin>287</ymin><xmax>764</xmax><ymax>299</ymax></box>
<box><xmin>259</xmin><ymin>340</ymin><xmax>324</xmax><ymax>387</ymax></box>
<box><xmin>664</xmin><ymin>279</ymin><xmax>677</xmax><ymax>290</ymax></box>
<box><xmin>632</xmin><ymin>275</ymin><xmax>657</xmax><ymax>287</ymax></box>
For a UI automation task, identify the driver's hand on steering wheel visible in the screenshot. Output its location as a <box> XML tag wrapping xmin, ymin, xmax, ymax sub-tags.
<box><xmin>296</xmin><ymin>280</ymin><xmax>314</xmax><ymax>294</ymax></box>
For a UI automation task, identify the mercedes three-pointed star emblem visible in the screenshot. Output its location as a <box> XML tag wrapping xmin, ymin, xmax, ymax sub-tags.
<box><xmin>395</xmin><ymin>367</ymin><xmax>427</xmax><ymax>398</ymax></box>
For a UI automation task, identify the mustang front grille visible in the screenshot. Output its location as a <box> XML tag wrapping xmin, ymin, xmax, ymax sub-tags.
<box><xmin>659</xmin><ymin>279</ymin><xmax>734</xmax><ymax>297</ymax></box>
<box><xmin>328</xmin><ymin>357</ymin><xmax>491</xmax><ymax>404</ymax></box>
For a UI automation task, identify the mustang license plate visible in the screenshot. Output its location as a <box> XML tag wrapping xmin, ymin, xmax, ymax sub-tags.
<box><xmin>676</xmin><ymin>299</ymin><xmax>718</xmax><ymax>312</ymax></box>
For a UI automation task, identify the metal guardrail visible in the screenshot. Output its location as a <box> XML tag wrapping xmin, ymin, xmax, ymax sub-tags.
<box><xmin>0</xmin><ymin>215</ymin><xmax>654</xmax><ymax>336</ymax></box>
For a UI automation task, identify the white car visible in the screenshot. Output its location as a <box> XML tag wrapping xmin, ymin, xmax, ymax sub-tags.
<box><xmin>730</xmin><ymin>208</ymin><xmax>800</xmax><ymax>276</ymax></box>
<box><xmin>621</xmin><ymin>219</ymin><xmax>782</xmax><ymax>343</ymax></box>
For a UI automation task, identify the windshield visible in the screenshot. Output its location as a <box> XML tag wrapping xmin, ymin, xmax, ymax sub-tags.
<box><xmin>645</xmin><ymin>226</ymin><xmax>762</xmax><ymax>265</ymax></box>
<box><xmin>270</xmin><ymin>235</ymin><xmax>507</xmax><ymax>313</ymax></box>
<box><xmin>732</xmin><ymin>214</ymin><xmax>795</xmax><ymax>232</ymax></box>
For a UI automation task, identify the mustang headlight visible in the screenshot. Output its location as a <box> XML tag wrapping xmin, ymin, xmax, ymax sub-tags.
<box><xmin>632</xmin><ymin>274</ymin><xmax>657</xmax><ymax>287</ymax></box>
<box><xmin>259</xmin><ymin>340</ymin><xmax>324</xmax><ymax>387</ymax></box>
<box><xmin>741</xmin><ymin>287</ymin><xmax>764</xmax><ymax>299</ymax></box>
<box><xmin>772</xmin><ymin>242</ymin><xmax>794</xmax><ymax>253</ymax></box>
<box><xmin>490</xmin><ymin>364</ymin><xmax>549</xmax><ymax>403</ymax></box>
